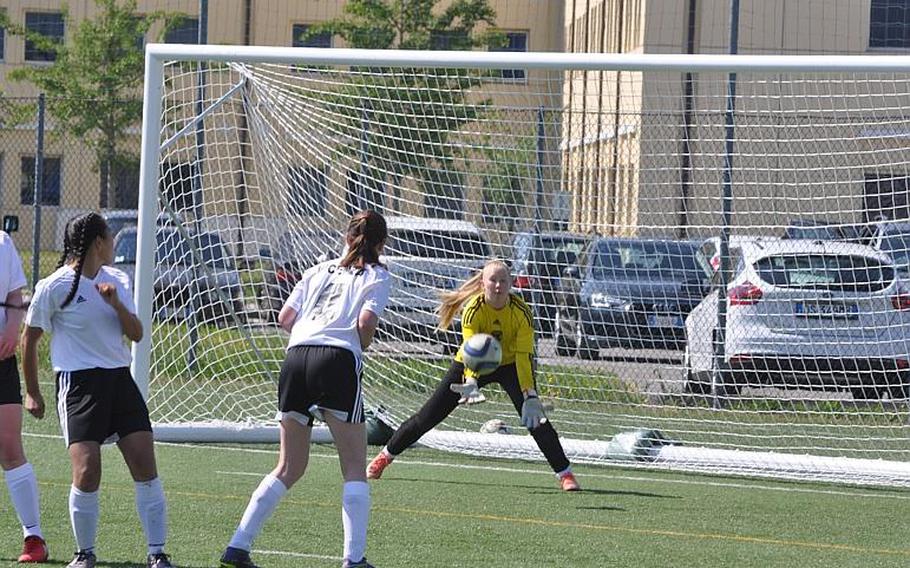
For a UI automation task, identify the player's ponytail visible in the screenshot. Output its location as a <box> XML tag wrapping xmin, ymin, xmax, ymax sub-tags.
<box><xmin>339</xmin><ymin>210</ymin><xmax>387</xmax><ymax>269</ymax></box>
<box><xmin>437</xmin><ymin>259</ymin><xmax>510</xmax><ymax>330</ymax></box>
<box><xmin>60</xmin><ymin>212</ymin><xmax>108</xmax><ymax>309</ymax></box>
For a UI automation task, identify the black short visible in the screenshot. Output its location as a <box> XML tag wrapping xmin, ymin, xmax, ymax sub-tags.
<box><xmin>0</xmin><ymin>356</ymin><xmax>22</xmax><ymax>405</ymax></box>
<box><xmin>55</xmin><ymin>367</ymin><xmax>152</xmax><ymax>446</ymax></box>
<box><xmin>278</xmin><ymin>345</ymin><xmax>363</xmax><ymax>426</ymax></box>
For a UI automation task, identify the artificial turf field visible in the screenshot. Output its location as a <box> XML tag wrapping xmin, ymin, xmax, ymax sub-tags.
<box><xmin>2</xmin><ymin>406</ymin><xmax>909</xmax><ymax>568</ymax></box>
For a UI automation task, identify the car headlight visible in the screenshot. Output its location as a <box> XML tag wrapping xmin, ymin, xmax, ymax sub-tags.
<box><xmin>589</xmin><ymin>293</ymin><xmax>632</xmax><ymax>310</ymax></box>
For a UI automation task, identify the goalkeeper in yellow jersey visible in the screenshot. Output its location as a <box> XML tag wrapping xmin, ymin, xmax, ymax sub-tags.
<box><xmin>367</xmin><ymin>259</ymin><xmax>579</xmax><ymax>491</ymax></box>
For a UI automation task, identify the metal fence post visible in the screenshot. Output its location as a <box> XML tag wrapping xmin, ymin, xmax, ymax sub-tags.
<box><xmin>31</xmin><ymin>93</ymin><xmax>45</xmax><ymax>287</ymax></box>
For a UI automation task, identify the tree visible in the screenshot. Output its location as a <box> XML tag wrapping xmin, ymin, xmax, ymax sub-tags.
<box><xmin>304</xmin><ymin>0</ymin><xmax>505</xmax><ymax>216</ymax></box>
<box><xmin>0</xmin><ymin>0</ymin><xmax>185</xmax><ymax>208</ymax></box>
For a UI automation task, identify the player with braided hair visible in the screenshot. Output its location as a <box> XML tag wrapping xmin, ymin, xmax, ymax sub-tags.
<box><xmin>221</xmin><ymin>210</ymin><xmax>391</xmax><ymax>568</ymax></box>
<box><xmin>367</xmin><ymin>259</ymin><xmax>580</xmax><ymax>491</ymax></box>
<box><xmin>0</xmin><ymin>230</ymin><xmax>48</xmax><ymax>562</ymax></box>
<box><xmin>21</xmin><ymin>212</ymin><xmax>176</xmax><ymax>568</ymax></box>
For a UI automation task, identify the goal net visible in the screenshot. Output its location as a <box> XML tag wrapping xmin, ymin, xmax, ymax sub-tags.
<box><xmin>134</xmin><ymin>45</ymin><xmax>910</xmax><ymax>487</ymax></box>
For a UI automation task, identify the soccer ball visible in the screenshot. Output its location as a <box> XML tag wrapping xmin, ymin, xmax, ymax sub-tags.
<box><xmin>480</xmin><ymin>419</ymin><xmax>512</xmax><ymax>435</ymax></box>
<box><xmin>462</xmin><ymin>333</ymin><xmax>502</xmax><ymax>376</ymax></box>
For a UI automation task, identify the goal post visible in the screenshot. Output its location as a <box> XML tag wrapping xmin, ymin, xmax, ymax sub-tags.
<box><xmin>135</xmin><ymin>43</ymin><xmax>910</xmax><ymax>487</ymax></box>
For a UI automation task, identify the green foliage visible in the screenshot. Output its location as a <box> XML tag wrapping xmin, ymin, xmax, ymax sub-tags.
<box><xmin>299</xmin><ymin>0</ymin><xmax>507</xmax><ymax>202</ymax></box>
<box><xmin>0</xmin><ymin>0</ymin><xmax>186</xmax><ymax>207</ymax></box>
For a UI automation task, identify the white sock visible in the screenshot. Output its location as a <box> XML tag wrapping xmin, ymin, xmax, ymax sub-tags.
<box><xmin>4</xmin><ymin>462</ymin><xmax>42</xmax><ymax>538</ymax></box>
<box><xmin>380</xmin><ymin>447</ymin><xmax>396</xmax><ymax>459</ymax></box>
<box><xmin>342</xmin><ymin>481</ymin><xmax>370</xmax><ymax>563</ymax></box>
<box><xmin>556</xmin><ymin>467</ymin><xmax>573</xmax><ymax>478</ymax></box>
<box><xmin>135</xmin><ymin>477</ymin><xmax>168</xmax><ymax>555</ymax></box>
<box><xmin>69</xmin><ymin>486</ymin><xmax>99</xmax><ymax>553</ymax></box>
<box><xmin>228</xmin><ymin>474</ymin><xmax>288</xmax><ymax>551</ymax></box>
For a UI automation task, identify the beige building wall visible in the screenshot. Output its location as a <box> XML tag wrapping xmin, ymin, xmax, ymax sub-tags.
<box><xmin>566</xmin><ymin>0</ymin><xmax>910</xmax><ymax>238</ymax></box>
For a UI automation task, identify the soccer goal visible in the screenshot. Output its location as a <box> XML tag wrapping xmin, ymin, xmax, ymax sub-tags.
<box><xmin>135</xmin><ymin>44</ymin><xmax>910</xmax><ymax>487</ymax></box>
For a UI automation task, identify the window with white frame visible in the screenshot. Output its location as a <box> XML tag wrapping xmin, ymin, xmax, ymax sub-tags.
<box><xmin>25</xmin><ymin>12</ymin><xmax>64</xmax><ymax>62</ymax></box>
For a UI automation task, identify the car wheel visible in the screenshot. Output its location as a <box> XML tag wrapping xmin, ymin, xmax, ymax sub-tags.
<box><xmin>554</xmin><ymin>310</ymin><xmax>576</xmax><ymax>357</ymax></box>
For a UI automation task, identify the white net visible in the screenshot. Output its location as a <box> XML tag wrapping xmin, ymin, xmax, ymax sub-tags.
<box><xmin>135</xmin><ymin>48</ymin><xmax>910</xmax><ymax>487</ymax></box>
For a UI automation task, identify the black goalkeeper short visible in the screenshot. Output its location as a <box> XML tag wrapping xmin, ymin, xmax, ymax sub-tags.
<box><xmin>0</xmin><ymin>355</ymin><xmax>22</xmax><ymax>405</ymax></box>
<box><xmin>278</xmin><ymin>345</ymin><xmax>364</xmax><ymax>426</ymax></box>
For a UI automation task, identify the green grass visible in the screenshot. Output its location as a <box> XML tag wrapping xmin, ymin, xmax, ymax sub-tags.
<box><xmin>3</xmin><ymin>405</ymin><xmax>909</xmax><ymax>568</ymax></box>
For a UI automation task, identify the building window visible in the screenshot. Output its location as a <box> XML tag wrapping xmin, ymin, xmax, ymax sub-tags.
<box><xmin>25</xmin><ymin>12</ymin><xmax>64</xmax><ymax>62</ymax></box>
<box><xmin>490</xmin><ymin>31</ymin><xmax>528</xmax><ymax>80</ymax></box>
<box><xmin>288</xmin><ymin>166</ymin><xmax>327</xmax><ymax>217</ymax></box>
<box><xmin>165</xmin><ymin>17</ymin><xmax>199</xmax><ymax>44</ymax></box>
<box><xmin>870</xmin><ymin>0</ymin><xmax>910</xmax><ymax>48</ymax></box>
<box><xmin>20</xmin><ymin>156</ymin><xmax>61</xmax><ymax>206</ymax></box>
<box><xmin>292</xmin><ymin>24</ymin><xmax>332</xmax><ymax>48</ymax></box>
<box><xmin>0</xmin><ymin>12</ymin><xmax>5</xmax><ymax>61</ymax></box>
<box><xmin>160</xmin><ymin>161</ymin><xmax>196</xmax><ymax>214</ymax></box>
<box><xmin>113</xmin><ymin>159</ymin><xmax>140</xmax><ymax>209</ymax></box>
<box><xmin>430</xmin><ymin>30</ymin><xmax>470</xmax><ymax>50</ymax></box>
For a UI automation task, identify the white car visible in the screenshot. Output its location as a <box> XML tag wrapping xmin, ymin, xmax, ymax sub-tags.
<box><xmin>684</xmin><ymin>239</ymin><xmax>910</xmax><ymax>400</ymax></box>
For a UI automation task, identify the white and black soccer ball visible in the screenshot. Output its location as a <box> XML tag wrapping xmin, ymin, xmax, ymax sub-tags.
<box><xmin>461</xmin><ymin>333</ymin><xmax>502</xmax><ymax>376</ymax></box>
<box><xmin>480</xmin><ymin>418</ymin><xmax>512</xmax><ymax>435</ymax></box>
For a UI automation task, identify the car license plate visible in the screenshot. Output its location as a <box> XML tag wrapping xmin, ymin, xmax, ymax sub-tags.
<box><xmin>647</xmin><ymin>314</ymin><xmax>684</xmax><ymax>327</ymax></box>
<box><xmin>794</xmin><ymin>301</ymin><xmax>859</xmax><ymax>320</ymax></box>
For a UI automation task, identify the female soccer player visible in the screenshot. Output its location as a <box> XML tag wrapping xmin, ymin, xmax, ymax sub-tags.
<box><xmin>220</xmin><ymin>210</ymin><xmax>391</xmax><ymax>568</ymax></box>
<box><xmin>21</xmin><ymin>213</ymin><xmax>175</xmax><ymax>568</ymax></box>
<box><xmin>0</xmin><ymin>230</ymin><xmax>48</xmax><ymax>563</ymax></box>
<box><xmin>367</xmin><ymin>259</ymin><xmax>580</xmax><ymax>491</ymax></box>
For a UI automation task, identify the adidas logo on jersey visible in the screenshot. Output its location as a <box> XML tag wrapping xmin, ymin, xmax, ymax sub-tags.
<box><xmin>76</xmin><ymin>295</ymin><xmax>87</xmax><ymax>304</ymax></box>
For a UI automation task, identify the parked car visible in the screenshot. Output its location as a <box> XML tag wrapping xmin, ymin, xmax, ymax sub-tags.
<box><xmin>697</xmin><ymin>235</ymin><xmax>780</xmax><ymax>275</ymax></box>
<box><xmin>258</xmin><ymin>228</ymin><xmax>342</xmax><ymax>321</ymax></box>
<box><xmin>684</xmin><ymin>239</ymin><xmax>910</xmax><ymax>400</ymax></box>
<box><xmin>510</xmin><ymin>230</ymin><xmax>590</xmax><ymax>335</ymax></box>
<box><xmin>380</xmin><ymin>216</ymin><xmax>491</xmax><ymax>348</ymax></box>
<box><xmin>103</xmin><ymin>209</ymin><xmax>140</xmax><ymax>240</ymax></box>
<box><xmin>112</xmin><ymin>226</ymin><xmax>244</xmax><ymax>324</ymax></box>
<box><xmin>554</xmin><ymin>237</ymin><xmax>709</xmax><ymax>358</ymax></box>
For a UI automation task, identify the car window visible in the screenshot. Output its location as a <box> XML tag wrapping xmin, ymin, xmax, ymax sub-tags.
<box><xmin>592</xmin><ymin>241</ymin><xmax>700</xmax><ymax>280</ymax></box>
<box><xmin>878</xmin><ymin>233</ymin><xmax>910</xmax><ymax>275</ymax></box>
<box><xmin>387</xmin><ymin>230</ymin><xmax>490</xmax><ymax>259</ymax></box>
<box><xmin>196</xmin><ymin>233</ymin><xmax>230</xmax><ymax>268</ymax></box>
<box><xmin>537</xmin><ymin>238</ymin><xmax>585</xmax><ymax>265</ymax></box>
<box><xmin>753</xmin><ymin>254</ymin><xmax>894</xmax><ymax>293</ymax></box>
<box><xmin>113</xmin><ymin>232</ymin><xmax>137</xmax><ymax>264</ymax></box>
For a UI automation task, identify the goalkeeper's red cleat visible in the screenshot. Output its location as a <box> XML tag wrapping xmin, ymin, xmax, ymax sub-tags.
<box><xmin>18</xmin><ymin>535</ymin><xmax>48</xmax><ymax>563</ymax></box>
<box><xmin>559</xmin><ymin>472</ymin><xmax>580</xmax><ymax>492</ymax></box>
<box><xmin>366</xmin><ymin>452</ymin><xmax>392</xmax><ymax>479</ymax></box>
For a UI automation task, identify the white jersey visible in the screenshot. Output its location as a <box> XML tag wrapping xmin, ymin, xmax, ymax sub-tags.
<box><xmin>0</xmin><ymin>231</ymin><xmax>27</xmax><ymax>331</ymax></box>
<box><xmin>25</xmin><ymin>265</ymin><xmax>136</xmax><ymax>372</ymax></box>
<box><xmin>285</xmin><ymin>258</ymin><xmax>391</xmax><ymax>360</ymax></box>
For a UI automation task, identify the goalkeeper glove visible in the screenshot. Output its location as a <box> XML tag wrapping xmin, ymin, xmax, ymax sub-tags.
<box><xmin>521</xmin><ymin>395</ymin><xmax>548</xmax><ymax>429</ymax></box>
<box><xmin>450</xmin><ymin>378</ymin><xmax>486</xmax><ymax>405</ymax></box>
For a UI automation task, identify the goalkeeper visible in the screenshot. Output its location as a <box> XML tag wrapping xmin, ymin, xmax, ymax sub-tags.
<box><xmin>367</xmin><ymin>260</ymin><xmax>580</xmax><ymax>491</ymax></box>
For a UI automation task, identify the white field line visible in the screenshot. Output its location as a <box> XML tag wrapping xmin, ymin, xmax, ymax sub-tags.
<box><xmin>23</xmin><ymin>431</ymin><xmax>910</xmax><ymax>501</ymax></box>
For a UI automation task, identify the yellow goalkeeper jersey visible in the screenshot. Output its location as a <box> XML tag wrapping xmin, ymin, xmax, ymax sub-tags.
<box><xmin>454</xmin><ymin>293</ymin><xmax>536</xmax><ymax>391</ymax></box>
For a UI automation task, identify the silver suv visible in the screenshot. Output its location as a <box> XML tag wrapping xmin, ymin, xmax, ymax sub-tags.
<box><xmin>380</xmin><ymin>217</ymin><xmax>491</xmax><ymax>347</ymax></box>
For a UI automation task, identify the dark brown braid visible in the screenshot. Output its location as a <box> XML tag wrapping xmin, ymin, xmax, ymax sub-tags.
<box><xmin>60</xmin><ymin>212</ymin><xmax>109</xmax><ymax>309</ymax></box>
<box><xmin>56</xmin><ymin>218</ymin><xmax>73</xmax><ymax>269</ymax></box>
<box><xmin>339</xmin><ymin>210</ymin><xmax>387</xmax><ymax>269</ymax></box>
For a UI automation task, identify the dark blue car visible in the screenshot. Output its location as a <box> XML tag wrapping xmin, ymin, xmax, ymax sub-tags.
<box><xmin>554</xmin><ymin>237</ymin><xmax>709</xmax><ymax>358</ymax></box>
